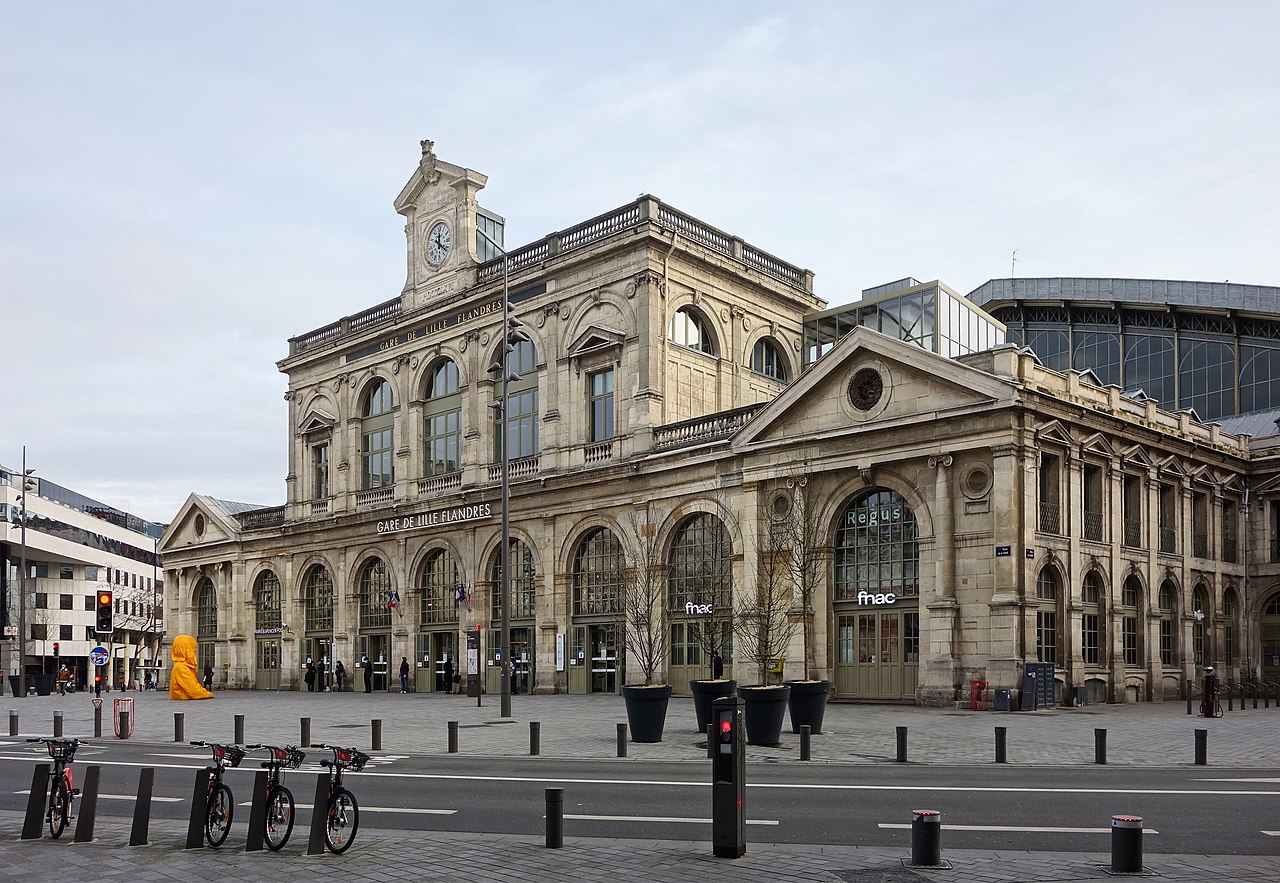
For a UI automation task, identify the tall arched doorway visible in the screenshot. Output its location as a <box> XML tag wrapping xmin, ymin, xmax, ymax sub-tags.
<box><xmin>194</xmin><ymin>577</ymin><xmax>217</xmax><ymax>687</ymax></box>
<box><xmin>832</xmin><ymin>489</ymin><xmax>920</xmax><ymax>700</ymax></box>
<box><xmin>1262</xmin><ymin>591</ymin><xmax>1280</xmax><ymax>682</ymax></box>
<box><xmin>253</xmin><ymin>570</ymin><xmax>282</xmax><ymax>690</ymax></box>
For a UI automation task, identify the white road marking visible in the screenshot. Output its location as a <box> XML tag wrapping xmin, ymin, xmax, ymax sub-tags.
<box><xmin>564</xmin><ymin>813</ymin><xmax>778</xmax><ymax>826</ymax></box>
<box><xmin>1262</xmin><ymin>831</ymin><xmax>1280</xmax><ymax>836</ymax></box>
<box><xmin>1198</xmin><ymin>778</ymin><xmax>1280</xmax><ymax>784</ymax></box>
<box><xmin>879</xmin><ymin>823</ymin><xmax>1160</xmax><ymax>834</ymax></box>
<box><xmin>236</xmin><ymin>801</ymin><xmax>454</xmax><ymax>815</ymax></box>
<box><xmin>16</xmin><ymin>790</ymin><xmax>182</xmax><ymax>803</ymax></box>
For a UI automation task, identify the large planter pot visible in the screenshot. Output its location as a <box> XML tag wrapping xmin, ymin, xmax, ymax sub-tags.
<box><xmin>739</xmin><ymin>684</ymin><xmax>791</xmax><ymax>747</ymax></box>
<box><xmin>785</xmin><ymin>679</ymin><xmax>831</xmax><ymax>734</ymax></box>
<box><xmin>689</xmin><ymin>679</ymin><xmax>737</xmax><ymax>733</ymax></box>
<box><xmin>622</xmin><ymin>684</ymin><xmax>673</xmax><ymax>743</ymax></box>
<box><xmin>33</xmin><ymin>673</ymin><xmax>54</xmax><ymax>696</ymax></box>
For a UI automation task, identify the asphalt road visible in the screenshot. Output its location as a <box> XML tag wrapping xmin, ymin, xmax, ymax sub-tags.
<box><xmin>2</xmin><ymin>739</ymin><xmax>1278</xmax><ymax>855</ymax></box>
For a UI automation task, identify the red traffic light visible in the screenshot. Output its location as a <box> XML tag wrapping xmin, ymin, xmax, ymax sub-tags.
<box><xmin>98</xmin><ymin>592</ymin><xmax>112</xmax><ymax>605</ymax></box>
<box><xmin>94</xmin><ymin>673</ymin><xmax>102</xmax><ymax>683</ymax></box>
<box><xmin>719</xmin><ymin>717</ymin><xmax>733</xmax><ymax>742</ymax></box>
<box><xmin>53</xmin><ymin>642</ymin><xmax>59</xmax><ymax>655</ymax></box>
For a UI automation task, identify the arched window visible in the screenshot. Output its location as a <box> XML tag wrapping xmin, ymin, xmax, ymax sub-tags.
<box><xmin>1120</xmin><ymin>576</ymin><xmax>1144</xmax><ymax>667</ymax></box>
<box><xmin>670</xmin><ymin>306</ymin><xmax>714</xmax><ymax>354</ymax></box>
<box><xmin>1222</xmin><ymin>587</ymin><xmax>1238</xmax><ymax>666</ymax></box>
<box><xmin>424</xmin><ymin>360</ymin><xmax>461</xmax><ymax>476</ymax></box>
<box><xmin>195</xmin><ymin>577</ymin><xmax>217</xmax><ymax>638</ymax></box>
<box><xmin>304</xmin><ymin>565</ymin><xmax>333</xmax><ymax>633</ymax></box>
<box><xmin>361</xmin><ymin>379</ymin><xmax>394</xmax><ymax>489</ymax></box>
<box><xmin>1192</xmin><ymin>584</ymin><xmax>1209</xmax><ymax>665</ymax></box>
<box><xmin>359</xmin><ymin>558</ymin><xmax>392</xmax><ymax>630</ymax></box>
<box><xmin>750</xmin><ymin>337</ymin><xmax>788</xmax><ymax>382</ymax></box>
<box><xmin>254</xmin><ymin>571</ymin><xmax>281</xmax><ymax>632</ymax></box>
<box><xmin>833</xmin><ymin>490</ymin><xmax>919</xmax><ymax>599</ymax></box>
<box><xmin>1081</xmin><ymin>572</ymin><xmax>1104</xmax><ymax>665</ymax></box>
<box><xmin>1035</xmin><ymin>568</ymin><xmax>1059</xmax><ymax>666</ymax></box>
<box><xmin>494</xmin><ymin>339</ymin><xmax>539</xmax><ymax>460</ymax></box>
<box><xmin>420</xmin><ymin>549</ymin><xmax>459</xmax><ymax>626</ymax></box>
<box><xmin>491</xmin><ymin>538</ymin><xmax>536</xmax><ymax>619</ymax></box>
<box><xmin>1158</xmin><ymin>579</ymin><xmax>1177</xmax><ymax>666</ymax></box>
<box><xmin>667</xmin><ymin>513</ymin><xmax>733</xmax><ymax>612</ymax></box>
<box><xmin>572</xmin><ymin>527</ymin><xmax>624</xmax><ymax>616</ymax></box>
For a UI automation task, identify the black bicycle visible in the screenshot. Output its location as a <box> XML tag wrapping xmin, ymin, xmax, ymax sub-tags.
<box><xmin>27</xmin><ymin>737</ymin><xmax>82</xmax><ymax>839</ymax></box>
<box><xmin>246</xmin><ymin>743</ymin><xmax>306</xmax><ymax>850</ymax></box>
<box><xmin>312</xmin><ymin>743</ymin><xmax>370</xmax><ymax>853</ymax></box>
<box><xmin>190</xmin><ymin>740</ymin><xmax>246</xmax><ymax>846</ymax></box>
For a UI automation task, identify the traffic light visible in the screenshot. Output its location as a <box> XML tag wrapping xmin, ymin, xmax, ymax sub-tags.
<box><xmin>719</xmin><ymin>715</ymin><xmax>733</xmax><ymax>744</ymax></box>
<box><xmin>53</xmin><ymin>642</ymin><xmax>59</xmax><ymax>658</ymax></box>
<box><xmin>95</xmin><ymin>590</ymin><xmax>114</xmax><ymax>634</ymax></box>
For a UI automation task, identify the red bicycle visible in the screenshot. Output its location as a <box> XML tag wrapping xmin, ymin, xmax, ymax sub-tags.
<box><xmin>312</xmin><ymin>743</ymin><xmax>370</xmax><ymax>853</ymax></box>
<box><xmin>190</xmin><ymin>740</ymin><xmax>246</xmax><ymax>846</ymax></box>
<box><xmin>246</xmin><ymin>743</ymin><xmax>306</xmax><ymax>850</ymax></box>
<box><xmin>27</xmin><ymin>737</ymin><xmax>82</xmax><ymax>839</ymax></box>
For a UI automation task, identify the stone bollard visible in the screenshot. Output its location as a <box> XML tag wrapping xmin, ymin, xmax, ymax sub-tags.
<box><xmin>545</xmin><ymin>787</ymin><xmax>564</xmax><ymax>849</ymax></box>
<box><xmin>616</xmin><ymin>723</ymin><xmax>627</xmax><ymax>758</ymax></box>
<box><xmin>174</xmin><ymin>712</ymin><xmax>184</xmax><ymax>742</ymax></box>
<box><xmin>910</xmin><ymin>809</ymin><xmax>942</xmax><ymax>866</ymax></box>
<box><xmin>1111</xmin><ymin>815</ymin><xmax>1143</xmax><ymax>873</ymax></box>
<box><xmin>1095</xmin><ymin>728</ymin><xmax>1107</xmax><ymax>765</ymax></box>
<box><xmin>1194</xmin><ymin>728</ymin><xmax>1207</xmax><ymax>765</ymax></box>
<box><xmin>54</xmin><ymin>711</ymin><xmax>63</xmax><ymax>738</ymax></box>
<box><xmin>530</xmin><ymin>721</ymin><xmax>540</xmax><ymax>756</ymax></box>
<box><xmin>994</xmin><ymin>726</ymin><xmax>1006</xmax><ymax>764</ymax></box>
<box><xmin>234</xmin><ymin>714</ymin><xmax>244</xmax><ymax>745</ymax></box>
<box><xmin>800</xmin><ymin>724</ymin><xmax>811</xmax><ymax>762</ymax></box>
<box><xmin>372</xmin><ymin>718</ymin><xmax>382</xmax><ymax>751</ymax></box>
<box><xmin>896</xmin><ymin>726</ymin><xmax>908</xmax><ymax>762</ymax></box>
<box><xmin>448</xmin><ymin>720</ymin><xmax>459</xmax><ymax>753</ymax></box>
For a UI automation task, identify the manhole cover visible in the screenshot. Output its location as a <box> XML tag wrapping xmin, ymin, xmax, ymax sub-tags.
<box><xmin>835</xmin><ymin>868</ymin><xmax>923</xmax><ymax>882</ymax></box>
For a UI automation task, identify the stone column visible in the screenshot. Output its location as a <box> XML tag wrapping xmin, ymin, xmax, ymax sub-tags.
<box><xmin>986</xmin><ymin>444</ymin><xmax>1023</xmax><ymax>692</ymax></box>
<box><xmin>922</xmin><ymin>454</ymin><xmax>958</xmax><ymax>706</ymax></box>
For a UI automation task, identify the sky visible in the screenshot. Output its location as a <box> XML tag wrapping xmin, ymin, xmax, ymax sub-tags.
<box><xmin>2</xmin><ymin>2</ymin><xmax>1278</xmax><ymax>526</ymax></box>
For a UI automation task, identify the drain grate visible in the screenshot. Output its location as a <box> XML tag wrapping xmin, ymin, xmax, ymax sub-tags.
<box><xmin>834</xmin><ymin>868</ymin><xmax>923</xmax><ymax>882</ymax></box>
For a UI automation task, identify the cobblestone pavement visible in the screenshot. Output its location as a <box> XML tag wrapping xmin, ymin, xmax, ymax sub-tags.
<box><xmin>3</xmin><ymin>689</ymin><xmax>1278</xmax><ymax>881</ymax></box>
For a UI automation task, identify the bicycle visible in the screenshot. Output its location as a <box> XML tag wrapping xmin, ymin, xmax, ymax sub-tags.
<box><xmin>246</xmin><ymin>743</ymin><xmax>306</xmax><ymax>850</ymax></box>
<box><xmin>312</xmin><ymin>742</ymin><xmax>370</xmax><ymax>853</ymax></box>
<box><xmin>27</xmin><ymin>737</ymin><xmax>82</xmax><ymax>839</ymax></box>
<box><xmin>190</xmin><ymin>740</ymin><xmax>246</xmax><ymax>847</ymax></box>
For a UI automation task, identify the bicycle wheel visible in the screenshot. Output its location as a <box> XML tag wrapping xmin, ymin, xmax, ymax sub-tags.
<box><xmin>47</xmin><ymin>775</ymin><xmax>69</xmax><ymax>839</ymax></box>
<box><xmin>205</xmin><ymin>782</ymin><xmax>234</xmax><ymax>847</ymax></box>
<box><xmin>263</xmin><ymin>784</ymin><xmax>295</xmax><ymax>851</ymax></box>
<box><xmin>323</xmin><ymin>787</ymin><xmax>359</xmax><ymax>854</ymax></box>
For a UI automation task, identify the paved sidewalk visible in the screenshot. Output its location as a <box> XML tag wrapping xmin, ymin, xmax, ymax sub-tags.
<box><xmin>1</xmin><ymin>812</ymin><xmax>1277</xmax><ymax>883</ymax></box>
<box><xmin>3</xmin><ymin>688</ymin><xmax>1277</xmax><ymax>767</ymax></box>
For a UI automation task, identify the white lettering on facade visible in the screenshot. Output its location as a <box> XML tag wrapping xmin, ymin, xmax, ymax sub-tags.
<box><xmin>856</xmin><ymin>590</ymin><xmax>897</xmax><ymax>606</ymax></box>
<box><xmin>684</xmin><ymin>601</ymin><xmax>713</xmax><ymax>615</ymax></box>
<box><xmin>376</xmin><ymin>503</ymin><xmax>494</xmax><ymax>535</ymax></box>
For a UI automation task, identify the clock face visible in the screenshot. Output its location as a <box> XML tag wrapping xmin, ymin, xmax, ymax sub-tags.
<box><xmin>426</xmin><ymin>221</ymin><xmax>452</xmax><ymax>266</ymax></box>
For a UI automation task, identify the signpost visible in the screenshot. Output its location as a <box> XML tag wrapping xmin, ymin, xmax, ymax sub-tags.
<box><xmin>90</xmin><ymin>646</ymin><xmax>109</xmax><ymax>667</ymax></box>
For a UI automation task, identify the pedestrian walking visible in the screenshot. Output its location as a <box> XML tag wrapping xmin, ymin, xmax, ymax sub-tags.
<box><xmin>56</xmin><ymin>665</ymin><xmax>70</xmax><ymax>696</ymax></box>
<box><xmin>443</xmin><ymin>657</ymin><xmax>455</xmax><ymax>693</ymax></box>
<box><xmin>399</xmin><ymin>656</ymin><xmax>411</xmax><ymax>693</ymax></box>
<box><xmin>334</xmin><ymin>659</ymin><xmax>346</xmax><ymax>692</ymax></box>
<box><xmin>362</xmin><ymin>655</ymin><xmax>372</xmax><ymax>693</ymax></box>
<box><xmin>203</xmin><ymin>665</ymin><xmax>214</xmax><ymax>691</ymax></box>
<box><xmin>305</xmin><ymin>660</ymin><xmax>316</xmax><ymax>692</ymax></box>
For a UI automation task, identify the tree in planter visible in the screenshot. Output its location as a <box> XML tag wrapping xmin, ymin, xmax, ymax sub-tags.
<box><xmin>733</xmin><ymin>502</ymin><xmax>799</xmax><ymax>686</ymax></box>
<box><xmin>622</xmin><ymin>505</ymin><xmax>669</xmax><ymax>686</ymax></box>
<box><xmin>779</xmin><ymin>474</ymin><xmax>825</xmax><ymax>682</ymax></box>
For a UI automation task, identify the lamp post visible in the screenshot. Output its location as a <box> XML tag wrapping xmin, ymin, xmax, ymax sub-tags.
<box><xmin>13</xmin><ymin>447</ymin><xmax>35</xmax><ymax>698</ymax></box>
<box><xmin>477</xmin><ymin>227</ymin><xmax>527</xmax><ymax>719</ymax></box>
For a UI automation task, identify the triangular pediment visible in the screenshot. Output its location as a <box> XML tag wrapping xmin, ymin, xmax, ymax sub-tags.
<box><xmin>568</xmin><ymin>325</ymin><xmax>626</xmax><ymax>357</ymax></box>
<box><xmin>1118</xmin><ymin>444</ymin><xmax>1155</xmax><ymax>469</ymax></box>
<box><xmin>299</xmin><ymin>408</ymin><xmax>337</xmax><ymax>435</ymax></box>
<box><xmin>1034</xmin><ymin>419</ymin><xmax>1076</xmax><ymax>449</ymax></box>
<box><xmin>159</xmin><ymin>494</ymin><xmax>243</xmax><ymax>553</ymax></box>
<box><xmin>1078</xmin><ymin>432</ymin><xmax>1115</xmax><ymax>459</ymax></box>
<box><xmin>732</xmin><ymin>326</ymin><xmax>1009</xmax><ymax>450</ymax></box>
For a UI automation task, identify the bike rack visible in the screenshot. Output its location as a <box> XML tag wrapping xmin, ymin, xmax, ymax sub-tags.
<box><xmin>306</xmin><ymin>772</ymin><xmax>329</xmax><ymax>856</ymax></box>
<box><xmin>243</xmin><ymin>769</ymin><xmax>269</xmax><ymax>853</ymax></box>
<box><xmin>21</xmin><ymin>764</ymin><xmax>51</xmax><ymax>840</ymax></box>
<box><xmin>73</xmin><ymin>764</ymin><xmax>101</xmax><ymax>843</ymax></box>
<box><xmin>184</xmin><ymin>767</ymin><xmax>214</xmax><ymax>849</ymax></box>
<box><xmin>130</xmin><ymin>768</ymin><xmax>154</xmax><ymax>846</ymax></box>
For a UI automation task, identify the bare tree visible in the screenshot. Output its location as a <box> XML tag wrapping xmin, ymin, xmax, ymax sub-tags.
<box><xmin>734</xmin><ymin>496</ymin><xmax>799</xmax><ymax>685</ymax></box>
<box><xmin>622</xmin><ymin>505</ymin><xmax>668</xmax><ymax>686</ymax></box>
<box><xmin>779</xmin><ymin>475</ymin><xmax>825</xmax><ymax>681</ymax></box>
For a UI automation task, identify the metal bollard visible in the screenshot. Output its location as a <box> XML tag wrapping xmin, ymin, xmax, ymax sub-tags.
<box><xmin>73</xmin><ymin>764</ymin><xmax>101</xmax><ymax>843</ymax></box>
<box><xmin>118</xmin><ymin>709</ymin><xmax>130</xmax><ymax>740</ymax></box>
<box><xmin>994</xmin><ymin>726</ymin><xmax>1006</xmax><ymax>764</ymax></box>
<box><xmin>174</xmin><ymin>712</ymin><xmax>184</xmax><ymax>743</ymax></box>
<box><xmin>1228</xmin><ymin>686</ymin><xmax>1234</xmax><ymax>712</ymax></box>
<box><xmin>301</xmin><ymin>717</ymin><xmax>311</xmax><ymax>748</ymax></box>
<box><xmin>707</xmin><ymin>724</ymin><xmax>716</xmax><ymax>760</ymax></box>
<box><xmin>1194</xmin><ymin>728</ymin><xmax>1207</xmax><ymax>765</ymax></box>
<box><xmin>9</xmin><ymin>709</ymin><xmax>17</xmax><ymax>737</ymax></box>
<box><xmin>130</xmin><ymin>767</ymin><xmax>154</xmax><ymax>846</ymax></box>
<box><xmin>910</xmin><ymin>809</ymin><xmax>942</xmax><ymax>866</ymax></box>
<box><xmin>1253</xmin><ymin>685</ymin><xmax>1259</xmax><ymax>710</ymax></box>
<box><xmin>448</xmin><ymin>720</ymin><xmax>459</xmax><ymax>753</ymax></box>
<box><xmin>94</xmin><ymin>703</ymin><xmax>102</xmax><ymax>738</ymax></box>
<box><xmin>1095</xmin><ymin>728</ymin><xmax>1107</xmax><ymax>765</ymax></box>
<box><xmin>530</xmin><ymin>721</ymin><xmax>540</xmax><ymax>756</ymax></box>
<box><xmin>372</xmin><ymin>718</ymin><xmax>382</xmax><ymax>751</ymax></box>
<box><xmin>234</xmin><ymin>713</ymin><xmax>244</xmax><ymax>744</ymax></box>
<box><xmin>617</xmin><ymin>723</ymin><xmax>627</xmax><ymax>758</ymax></box>
<box><xmin>800</xmin><ymin>724</ymin><xmax>811</xmax><ymax>761</ymax></box>
<box><xmin>896</xmin><ymin>726</ymin><xmax>908</xmax><ymax>762</ymax></box>
<box><xmin>545</xmin><ymin>787</ymin><xmax>564</xmax><ymax>849</ymax></box>
<box><xmin>1111</xmin><ymin>815</ymin><xmax>1144</xmax><ymax>873</ymax></box>
<box><xmin>54</xmin><ymin>710</ymin><xmax>63</xmax><ymax>738</ymax></box>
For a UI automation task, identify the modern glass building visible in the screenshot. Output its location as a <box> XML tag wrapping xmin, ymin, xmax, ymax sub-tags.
<box><xmin>803</xmin><ymin>278</ymin><xmax>1006</xmax><ymax>369</ymax></box>
<box><xmin>968</xmin><ymin>278</ymin><xmax>1280</xmax><ymax>422</ymax></box>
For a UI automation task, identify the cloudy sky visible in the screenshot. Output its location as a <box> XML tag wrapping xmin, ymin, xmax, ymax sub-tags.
<box><xmin>2</xmin><ymin>2</ymin><xmax>1277</xmax><ymax>525</ymax></box>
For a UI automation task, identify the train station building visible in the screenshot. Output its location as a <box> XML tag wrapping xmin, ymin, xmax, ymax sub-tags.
<box><xmin>160</xmin><ymin>143</ymin><xmax>1280</xmax><ymax>704</ymax></box>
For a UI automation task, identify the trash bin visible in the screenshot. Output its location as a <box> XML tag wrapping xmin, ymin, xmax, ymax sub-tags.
<box><xmin>113</xmin><ymin>696</ymin><xmax>135</xmax><ymax>738</ymax></box>
<box><xmin>993</xmin><ymin>689</ymin><xmax>1011</xmax><ymax>711</ymax></box>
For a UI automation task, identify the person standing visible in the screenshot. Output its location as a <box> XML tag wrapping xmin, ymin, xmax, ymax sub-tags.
<box><xmin>334</xmin><ymin>659</ymin><xmax>346</xmax><ymax>692</ymax></box>
<box><xmin>362</xmin><ymin>655</ymin><xmax>372</xmax><ymax>693</ymax></box>
<box><xmin>712</xmin><ymin>651</ymin><xmax>724</xmax><ymax>680</ymax></box>
<box><xmin>318</xmin><ymin>658</ymin><xmax>328</xmax><ymax>692</ymax></box>
<box><xmin>443</xmin><ymin>656</ymin><xmax>455</xmax><ymax>694</ymax></box>
<box><xmin>203</xmin><ymin>664</ymin><xmax>214</xmax><ymax>691</ymax></box>
<box><xmin>399</xmin><ymin>656</ymin><xmax>411</xmax><ymax>694</ymax></box>
<box><xmin>305</xmin><ymin>660</ymin><xmax>316</xmax><ymax>692</ymax></box>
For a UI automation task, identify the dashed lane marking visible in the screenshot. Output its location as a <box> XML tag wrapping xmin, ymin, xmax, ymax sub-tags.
<box><xmin>564</xmin><ymin>813</ymin><xmax>778</xmax><ymax>826</ymax></box>
<box><xmin>878</xmin><ymin>823</ymin><xmax>1160</xmax><ymax>834</ymax></box>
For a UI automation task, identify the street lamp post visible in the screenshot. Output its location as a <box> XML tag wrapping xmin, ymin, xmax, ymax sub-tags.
<box><xmin>477</xmin><ymin>227</ymin><xmax>527</xmax><ymax>720</ymax></box>
<box><xmin>14</xmin><ymin>447</ymin><xmax>35</xmax><ymax>698</ymax></box>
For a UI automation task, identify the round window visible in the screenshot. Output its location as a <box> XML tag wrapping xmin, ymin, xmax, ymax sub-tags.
<box><xmin>848</xmin><ymin>368</ymin><xmax>884</xmax><ymax>412</ymax></box>
<box><xmin>194</xmin><ymin>513</ymin><xmax>206</xmax><ymax>536</ymax></box>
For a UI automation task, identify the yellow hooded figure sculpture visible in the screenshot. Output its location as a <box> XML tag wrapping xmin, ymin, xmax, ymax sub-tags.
<box><xmin>170</xmin><ymin>634</ymin><xmax>213</xmax><ymax>700</ymax></box>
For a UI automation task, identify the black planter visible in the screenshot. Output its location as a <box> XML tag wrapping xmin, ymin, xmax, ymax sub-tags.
<box><xmin>689</xmin><ymin>679</ymin><xmax>737</xmax><ymax>733</ymax></box>
<box><xmin>621</xmin><ymin>684</ymin><xmax>672</xmax><ymax>743</ymax></box>
<box><xmin>33</xmin><ymin>673</ymin><xmax>54</xmax><ymax>696</ymax></box>
<box><xmin>739</xmin><ymin>684</ymin><xmax>791</xmax><ymax>746</ymax></box>
<box><xmin>785</xmin><ymin>679</ymin><xmax>831</xmax><ymax>734</ymax></box>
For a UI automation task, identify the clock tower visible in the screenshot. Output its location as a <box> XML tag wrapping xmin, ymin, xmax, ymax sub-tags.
<box><xmin>394</xmin><ymin>139</ymin><xmax>491</xmax><ymax>312</ymax></box>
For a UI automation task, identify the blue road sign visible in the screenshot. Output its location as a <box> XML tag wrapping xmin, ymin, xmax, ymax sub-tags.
<box><xmin>90</xmin><ymin>646</ymin><xmax>109</xmax><ymax>666</ymax></box>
